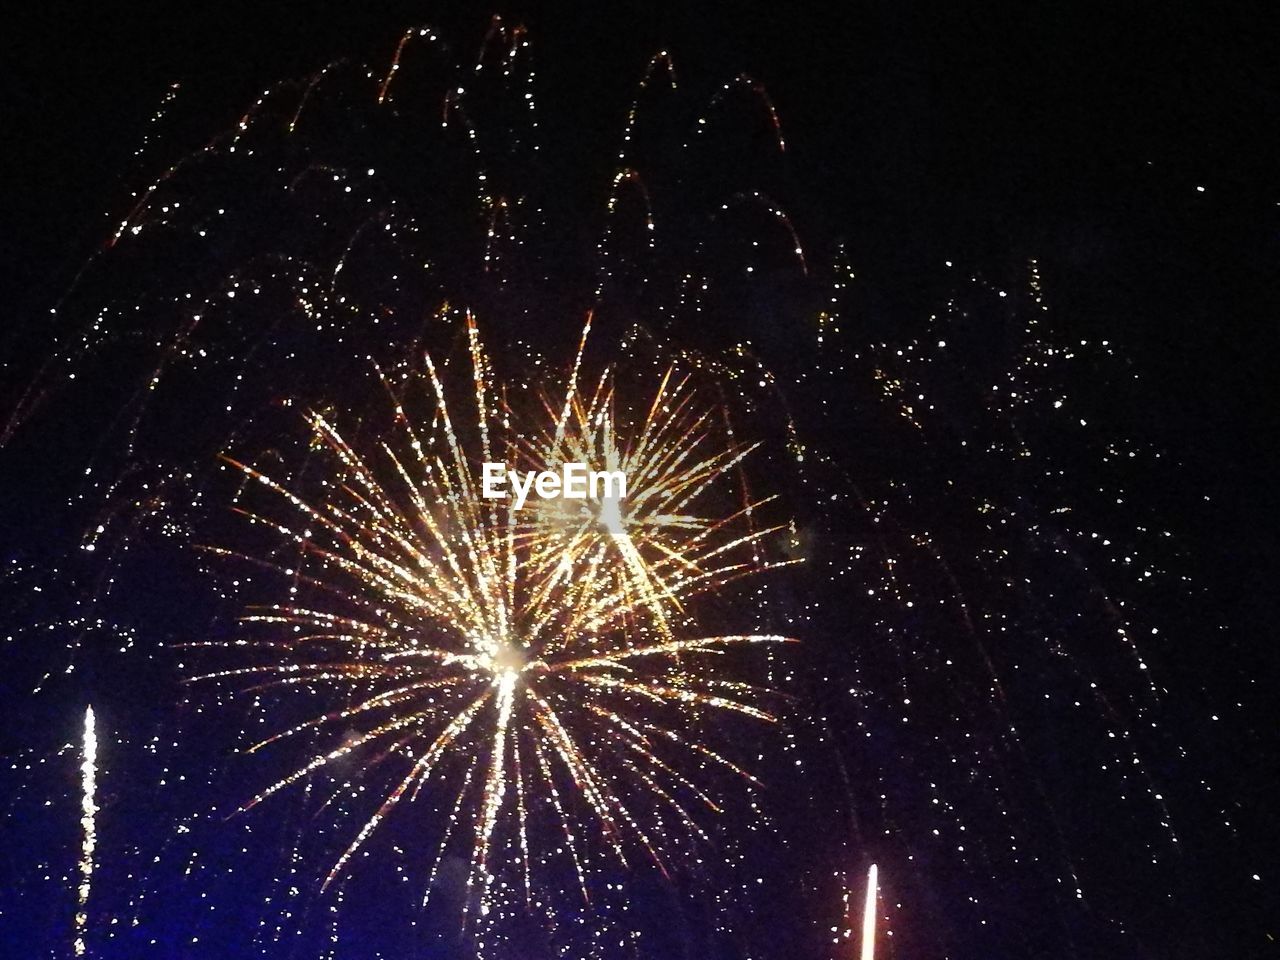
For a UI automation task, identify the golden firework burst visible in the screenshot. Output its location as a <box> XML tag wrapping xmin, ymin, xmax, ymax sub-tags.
<box><xmin>190</xmin><ymin>318</ymin><xmax>794</xmax><ymax>916</ymax></box>
<box><xmin>519</xmin><ymin>358</ymin><xmax>791</xmax><ymax>642</ymax></box>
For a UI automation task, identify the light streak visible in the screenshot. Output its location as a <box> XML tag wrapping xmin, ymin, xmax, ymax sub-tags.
<box><xmin>860</xmin><ymin>863</ymin><xmax>878</xmax><ymax>960</ymax></box>
<box><xmin>74</xmin><ymin>705</ymin><xmax>98</xmax><ymax>958</ymax></box>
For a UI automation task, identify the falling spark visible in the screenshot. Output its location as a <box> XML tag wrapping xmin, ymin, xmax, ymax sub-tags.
<box><xmin>74</xmin><ymin>705</ymin><xmax>98</xmax><ymax>958</ymax></box>
<box><xmin>860</xmin><ymin>863</ymin><xmax>878</xmax><ymax>960</ymax></box>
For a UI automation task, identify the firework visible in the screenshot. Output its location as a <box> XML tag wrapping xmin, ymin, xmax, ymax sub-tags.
<box><xmin>189</xmin><ymin>320</ymin><xmax>792</xmax><ymax>919</ymax></box>
<box><xmin>0</xmin><ymin>15</ymin><xmax>1209</xmax><ymax>958</ymax></box>
<box><xmin>517</xmin><ymin>323</ymin><xmax>791</xmax><ymax>642</ymax></box>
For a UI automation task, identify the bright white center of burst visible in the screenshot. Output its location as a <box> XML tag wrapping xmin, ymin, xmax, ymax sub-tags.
<box><xmin>473</xmin><ymin>639</ymin><xmax>547</xmax><ymax>681</ymax></box>
<box><xmin>489</xmin><ymin>641</ymin><xmax>528</xmax><ymax>675</ymax></box>
<box><xmin>597</xmin><ymin>496</ymin><xmax>625</xmax><ymax>537</ymax></box>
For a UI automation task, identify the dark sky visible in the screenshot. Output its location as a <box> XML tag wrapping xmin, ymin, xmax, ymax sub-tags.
<box><xmin>3</xmin><ymin>2</ymin><xmax>1278</xmax><ymax>956</ymax></box>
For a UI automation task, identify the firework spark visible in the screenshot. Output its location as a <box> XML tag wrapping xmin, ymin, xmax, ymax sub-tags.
<box><xmin>190</xmin><ymin>323</ymin><xmax>793</xmax><ymax>918</ymax></box>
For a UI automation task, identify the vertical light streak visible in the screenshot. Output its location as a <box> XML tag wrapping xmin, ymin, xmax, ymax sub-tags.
<box><xmin>860</xmin><ymin>863</ymin><xmax>878</xmax><ymax>960</ymax></box>
<box><xmin>74</xmin><ymin>705</ymin><xmax>98</xmax><ymax>958</ymax></box>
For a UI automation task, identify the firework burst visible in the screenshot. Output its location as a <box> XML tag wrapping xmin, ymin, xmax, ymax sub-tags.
<box><xmin>516</xmin><ymin>325</ymin><xmax>791</xmax><ymax>643</ymax></box>
<box><xmin>188</xmin><ymin>320</ymin><xmax>793</xmax><ymax>919</ymax></box>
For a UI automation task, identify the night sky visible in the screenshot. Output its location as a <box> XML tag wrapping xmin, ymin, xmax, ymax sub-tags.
<box><xmin>3</xmin><ymin>3</ymin><xmax>1278</xmax><ymax>958</ymax></box>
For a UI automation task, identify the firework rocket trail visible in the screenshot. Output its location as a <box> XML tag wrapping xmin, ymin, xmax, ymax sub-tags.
<box><xmin>860</xmin><ymin>863</ymin><xmax>878</xmax><ymax>960</ymax></box>
<box><xmin>75</xmin><ymin>705</ymin><xmax>98</xmax><ymax>958</ymax></box>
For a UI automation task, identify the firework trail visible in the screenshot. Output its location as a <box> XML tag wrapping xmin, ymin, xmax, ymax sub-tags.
<box><xmin>860</xmin><ymin>863</ymin><xmax>877</xmax><ymax>960</ymax></box>
<box><xmin>75</xmin><ymin>705</ymin><xmax>98</xmax><ymax>958</ymax></box>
